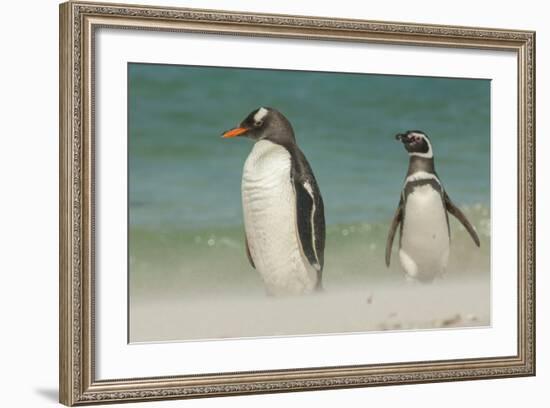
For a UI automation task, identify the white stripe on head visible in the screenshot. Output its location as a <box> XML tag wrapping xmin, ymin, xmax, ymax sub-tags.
<box><xmin>408</xmin><ymin>132</ymin><xmax>433</xmax><ymax>159</ymax></box>
<box><xmin>253</xmin><ymin>107</ymin><xmax>269</xmax><ymax>123</ymax></box>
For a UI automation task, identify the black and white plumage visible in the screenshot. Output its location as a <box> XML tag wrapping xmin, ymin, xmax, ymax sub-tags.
<box><xmin>385</xmin><ymin>130</ymin><xmax>480</xmax><ymax>282</ymax></box>
<box><xmin>222</xmin><ymin>107</ymin><xmax>325</xmax><ymax>295</ymax></box>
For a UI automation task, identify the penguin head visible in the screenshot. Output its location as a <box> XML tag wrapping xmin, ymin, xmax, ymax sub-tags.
<box><xmin>395</xmin><ymin>130</ymin><xmax>433</xmax><ymax>158</ymax></box>
<box><xmin>222</xmin><ymin>107</ymin><xmax>296</xmax><ymax>144</ymax></box>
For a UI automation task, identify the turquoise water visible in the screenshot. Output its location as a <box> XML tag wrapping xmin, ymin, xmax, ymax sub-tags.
<box><xmin>128</xmin><ymin>63</ymin><xmax>490</xmax><ymax>299</ymax></box>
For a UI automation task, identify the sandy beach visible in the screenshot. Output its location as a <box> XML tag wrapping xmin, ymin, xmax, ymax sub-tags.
<box><xmin>130</xmin><ymin>276</ymin><xmax>490</xmax><ymax>343</ymax></box>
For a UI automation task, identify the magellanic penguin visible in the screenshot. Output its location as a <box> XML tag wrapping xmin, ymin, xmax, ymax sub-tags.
<box><xmin>385</xmin><ymin>130</ymin><xmax>480</xmax><ymax>282</ymax></box>
<box><xmin>222</xmin><ymin>107</ymin><xmax>325</xmax><ymax>296</ymax></box>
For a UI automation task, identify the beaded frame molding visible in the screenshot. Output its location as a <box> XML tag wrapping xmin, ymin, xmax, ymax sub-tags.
<box><xmin>59</xmin><ymin>1</ymin><xmax>535</xmax><ymax>405</ymax></box>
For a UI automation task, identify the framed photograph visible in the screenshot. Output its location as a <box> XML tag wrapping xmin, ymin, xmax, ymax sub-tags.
<box><xmin>59</xmin><ymin>1</ymin><xmax>535</xmax><ymax>405</ymax></box>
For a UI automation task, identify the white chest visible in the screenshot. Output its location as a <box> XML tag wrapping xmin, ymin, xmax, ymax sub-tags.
<box><xmin>241</xmin><ymin>140</ymin><xmax>316</xmax><ymax>295</ymax></box>
<box><xmin>400</xmin><ymin>183</ymin><xmax>450</xmax><ymax>280</ymax></box>
<box><xmin>404</xmin><ymin>184</ymin><xmax>446</xmax><ymax>224</ymax></box>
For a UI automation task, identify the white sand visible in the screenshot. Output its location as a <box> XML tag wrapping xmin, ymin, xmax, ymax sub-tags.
<box><xmin>129</xmin><ymin>276</ymin><xmax>490</xmax><ymax>343</ymax></box>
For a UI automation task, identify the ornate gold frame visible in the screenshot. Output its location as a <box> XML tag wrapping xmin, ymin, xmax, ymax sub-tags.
<box><xmin>59</xmin><ymin>1</ymin><xmax>536</xmax><ymax>405</ymax></box>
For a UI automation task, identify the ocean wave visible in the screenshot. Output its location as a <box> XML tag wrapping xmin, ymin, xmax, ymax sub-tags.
<box><xmin>129</xmin><ymin>203</ymin><xmax>490</xmax><ymax>299</ymax></box>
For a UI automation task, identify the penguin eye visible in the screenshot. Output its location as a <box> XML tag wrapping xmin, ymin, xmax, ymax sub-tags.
<box><xmin>254</xmin><ymin>120</ymin><xmax>263</xmax><ymax>127</ymax></box>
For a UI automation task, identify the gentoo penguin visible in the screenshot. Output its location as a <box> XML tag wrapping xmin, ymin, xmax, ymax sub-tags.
<box><xmin>385</xmin><ymin>130</ymin><xmax>480</xmax><ymax>282</ymax></box>
<box><xmin>222</xmin><ymin>107</ymin><xmax>325</xmax><ymax>296</ymax></box>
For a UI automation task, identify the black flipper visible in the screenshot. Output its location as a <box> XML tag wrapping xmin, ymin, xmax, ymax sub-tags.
<box><xmin>244</xmin><ymin>235</ymin><xmax>255</xmax><ymax>269</ymax></box>
<box><xmin>290</xmin><ymin>148</ymin><xmax>325</xmax><ymax>290</ymax></box>
<box><xmin>444</xmin><ymin>192</ymin><xmax>481</xmax><ymax>247</ymax></box>
<box><xmin>385</xmin><ymin>198</ymin><xmax>403</xmax><ymax>267</ymax></box>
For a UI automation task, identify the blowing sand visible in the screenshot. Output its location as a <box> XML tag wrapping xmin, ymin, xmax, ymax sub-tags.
<box><xmin>130</xmin><ymin>276</ymin><xmax>490</xmax><ymax>343</ymax></box>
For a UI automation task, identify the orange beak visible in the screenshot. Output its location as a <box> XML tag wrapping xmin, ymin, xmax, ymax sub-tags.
<box><xmin>222</xmin><ymin>127</ymin><xmax>249</xmax><ymax>138</ymax></box>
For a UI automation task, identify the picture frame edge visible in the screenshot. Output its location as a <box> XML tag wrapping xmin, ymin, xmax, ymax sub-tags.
<box><xmin>58</xmin><ymin>1</ymin><xmax>536</xmax><ymax>405</ymax></box>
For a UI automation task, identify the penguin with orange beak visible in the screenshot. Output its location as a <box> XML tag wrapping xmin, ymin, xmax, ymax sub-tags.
<box><xmin>223</xmin><ymin>107</ymin><xmax>325</xmax><ymax>296</ymax></box>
